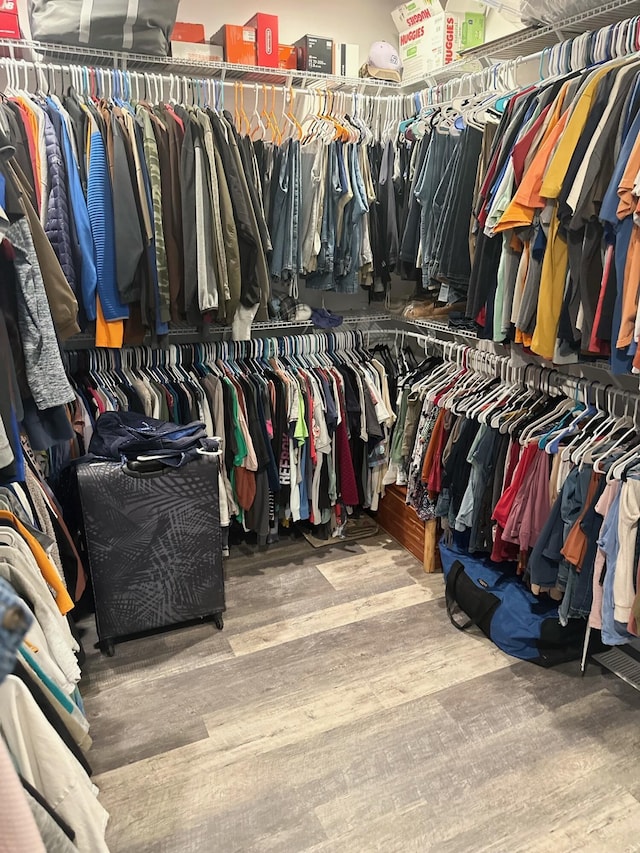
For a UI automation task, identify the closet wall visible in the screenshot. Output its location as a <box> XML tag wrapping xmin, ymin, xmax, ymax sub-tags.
<box><xmin>177</xmin><ymin>0</ymin><xmax>400</xmax><ymax>57</ymax></box>
<box><xmin>174</xmin><ymin>0</ymin><xmax>522</xmax><ymax>53</ymax></box>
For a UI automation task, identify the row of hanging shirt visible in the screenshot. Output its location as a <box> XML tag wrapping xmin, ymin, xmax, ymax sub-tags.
<box><xmin>0</xmin><ymin>59</ymin><xmax>417</xmax><ymax>349</ymax></box>
<box><xmin>63</xmin><ymin>332</ymin><xmax>398</xmax><ymax>548</ymax></box>
<box><xmin>458</xmin><ymin>15</ymin><xmax>640</xmax><ymax>375</ymax></box>
<box><xmin>395</xmin><ymin>83</ymin><xmax>497</xmax><ymax>308</ymax></box>
<box><xmin>386</xmin><ymin>340</ymin><xmax>640</xmax><ymax>642</ymax></box>
<box><xmin>0</xmin><ymin>435</ymin><xmax>107</xmax><ymax>853</ymax></box>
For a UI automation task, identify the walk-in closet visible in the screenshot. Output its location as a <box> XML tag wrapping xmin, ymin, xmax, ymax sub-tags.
<box><xmin>3</xmin><ymin>1</ymin><xmax>640</xmax><ymax>851</ymax></box>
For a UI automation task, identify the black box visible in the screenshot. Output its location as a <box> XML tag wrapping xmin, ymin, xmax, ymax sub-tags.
<box><xmin>295</xmin><ymin>34</ymin><xmax>334</xmax><ymax>73</ymax></box>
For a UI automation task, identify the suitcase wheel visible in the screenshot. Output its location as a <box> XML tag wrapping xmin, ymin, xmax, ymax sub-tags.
<box><xmin>100</xmin><ymin>640</ymin><xmax>116</xmax><ymax>657</ymax></box>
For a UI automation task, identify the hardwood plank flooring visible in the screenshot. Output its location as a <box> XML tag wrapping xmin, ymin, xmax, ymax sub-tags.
<box><xmin>80</xmin><ymin>534</ymin><xmax>640</xmax><ymax>852</ymax></box>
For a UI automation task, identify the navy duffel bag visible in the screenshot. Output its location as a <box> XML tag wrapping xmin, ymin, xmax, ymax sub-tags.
<box><xmin>440</xmin><ymin>540</ymin><xmax>584</xmax><ymax>667</ymax></box>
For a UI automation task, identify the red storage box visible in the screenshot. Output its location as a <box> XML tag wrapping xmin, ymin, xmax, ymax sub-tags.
<box><xmin>211</xmin><ymin>25</ymin><xmax>257</xmax><ymax>65</ymax></box>
<box><xmin>0</xmin><ymin>0</ymin><xmax>20</xmax><ymax>39</ymax></box>
<box><xmin>245</xmin><ymin>13</ymin><xmax>278</xmax><ymax>67</ymax></box>
<box><xmin>278</xmin><ymin>44</ymin><xmax>296</xmax><ymax>70</ymax></box>
<box><xmin>171</xmin><ymin>21</ymin><xmax>205</xmax><ymax>43</ymax></box>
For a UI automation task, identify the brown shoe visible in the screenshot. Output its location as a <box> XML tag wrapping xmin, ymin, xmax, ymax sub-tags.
<box><xmin>402</xmin><ymin>300</ymin><xmax>466</xmax><ymax>320</ymax></box>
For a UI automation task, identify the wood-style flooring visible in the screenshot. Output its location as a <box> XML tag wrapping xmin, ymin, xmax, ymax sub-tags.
<box><xmin>81</xmin><ymin>534</ymin><xmax>640</xmax><ymax>853</ymax></box>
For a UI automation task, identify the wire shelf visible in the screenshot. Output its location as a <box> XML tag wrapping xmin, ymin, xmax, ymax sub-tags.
<box><xmin>0</xmin><ymin>37</ymin><xmax>400</xmax><ymax>92</ymax></box>
<box><xmin>396</xmin><ymin>317</ymin><xmax>479</xmax><ymax>340</ymax></box>
<box><xmin>465</xmin><ymin>0</ymin><xmax>640</xmax><ymax>62</ymax></box>
<box><xmin>63</xmin><ymin>312</ymin><xmax>395</xmax><ymax>350</ymax></box>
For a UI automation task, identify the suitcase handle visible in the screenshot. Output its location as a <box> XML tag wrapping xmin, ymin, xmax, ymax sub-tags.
<box><xmin>121</xmin><ymin>458</ymin><xmax>179</xmax><ymax>477</ymax></box>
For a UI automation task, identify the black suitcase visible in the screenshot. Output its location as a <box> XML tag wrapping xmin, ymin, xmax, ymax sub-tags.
<box><xmin>77</xmin><ymin>456</ymin><xmax>225</xmax><ymax>655</ymax></box>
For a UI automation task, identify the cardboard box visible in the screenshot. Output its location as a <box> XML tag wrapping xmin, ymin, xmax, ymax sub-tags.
<box><xmin>461</xmin><ymin>12</ymin><xmax>485</xmax><ymax>49</ymax></box>
<box><xmin>333</xmin><ymin>43</ymin><xmax>359</xmax><ymax>77</ymax></box>
<box><xmin>398</xmin><ymin>28</ymin><xmax>431</xmax><ymax>80</ymax></box>
<box><xmin>295</xmin><ymin>35</ymin><xmax>334</xmax><ymax>74</ymax></box>
<box><xmin>0</xmin><ymin>0</ymin><xmax>20</xmax><ymax>39</ymax></box>
<box><xmin>399</xmin><ymin>12</ymin><xmax>464</xmax><ymax>78</ymax></box>
<box><xmin>210</xmin><ymin>25</ymin><xmax>257</xmax><ymax>65</ymax></box>
<box><xmin>171</xmin><ymin>41</ymin><xmax>224</xmax><ymax>62</ymax></box>
<box><xmin>279</xmin><ymin>44</ymin><xmax>297</xmax><ymax>70</ymax></box>
<box><xmin>245</xmin><ymin>13</ymin><xmax>278</xmax><ymax>67</ymax></box>
<box><xmin>392</xmin><ymin>0</ymin><xmax>443</xmax><ymax>33</ymax></box>
<box><xmin>171</xmin><ymin>21</ymin><xmax>205</xmax><ymax>43</ymax></box>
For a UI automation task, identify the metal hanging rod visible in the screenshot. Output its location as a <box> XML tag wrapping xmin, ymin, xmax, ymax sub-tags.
<box><xmin>0</xmin><ymin>37</ymin><xmax>400</xmax><ymax>94</ymax></box>
<box><xmin>0</xmin><ymin>53</ymin><xmax>398</xmax><ymax>114</ymax></box>
<box><xmin>63</xmin><ymin>313</ymin><xmax>395</xmax><ymax>351</ymax></box>
<box><xmin>64</xmin><ymin>326</ymin><xmax>389</xmax><ymax>371</ymax></box>
<box><xmin>424</xmin><ymin>337</ymin><xmax>640</xmax><ymax>425</ymax></box>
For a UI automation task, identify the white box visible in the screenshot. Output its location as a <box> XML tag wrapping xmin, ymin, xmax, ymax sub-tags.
<box><xmin>399</xmin><ymin>12</ymin><xmax>464</xmax><ymax>78</ymax></box>
<box><xmin>171</xmin><ymin>41</ymin><xmax>224</xmax><ymax>62</ymax></box>
<box><xmin>398</xmin><ymin>24</ymin><xmax>431</xmax><ymax>78</ymax></box>
<box><xmin>333</xmin><ymin>42</ymin><xmax>360</xmax><ymax>77</ymax></box>
<box><xmin>392</xmin><ymin>0</ymin><xmax>444</xmax><ymax>33</ymax></box>
<box><xmin>427</xmin><ymin>12</ymin><xmax>464</xmax><ymax>67</ymax></box>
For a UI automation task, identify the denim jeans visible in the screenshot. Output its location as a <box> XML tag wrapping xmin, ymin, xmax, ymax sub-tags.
<box><xmin>337</xmin><ymin>144</ymin><xmax>368</xmax><ymax>294</ymax></box>
<box><xmin>269</xmin><ymin>143</ymin><xmax>289</xmax><ymax>279</ymax></box>
<box><xmin>307</xmin><ymin>142</ymin><xmax>341</xmax><ymax>290</ymax></box>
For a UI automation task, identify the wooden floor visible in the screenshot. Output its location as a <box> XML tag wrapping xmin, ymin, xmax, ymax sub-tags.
<box><xmin>81</xmin><ymin>534</ymin><xmax>640</xmax><ymax>853</ymax></box>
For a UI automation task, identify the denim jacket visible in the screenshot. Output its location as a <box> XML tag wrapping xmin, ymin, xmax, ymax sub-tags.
<box><xmin>0</xmin><ymin>577</ymin><xmax>31</xmax><ymax>685</ymax></box>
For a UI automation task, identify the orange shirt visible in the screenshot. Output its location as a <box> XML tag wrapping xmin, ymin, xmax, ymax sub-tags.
<box><xmin>0</xmin><ymin>511</ymin><xmax>74</xmax><ymax>615</ymax></box>
<box><xmin>494</xmin><ymin>111</ymin><xmax>570</xmax><ymax>233</ymax></box>
<box><xmin>95</xmin><ymin>297</ymin><xmax>124</xmax><ymax>349</ymax></box>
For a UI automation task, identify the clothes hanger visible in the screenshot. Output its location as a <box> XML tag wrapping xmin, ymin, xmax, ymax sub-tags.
<box><xmin>281</xmin><ymin>85</ymin><xmax>296</xmax><ymax>140</ymax></box>
<box><xmin>238</xmin><ymin>84</ymin><xmax>251</xmax><ymax>135</ymax></box>
<box><xmin>560</xmin><ymin>386</ymin><xmax>617</xmax><ymax>464</ymax></box>
<box><xmin>591</xmin><ymin>410</ymin><xmax>637</xmax><ymax>474</ymax></box>
<box><xmin>249</xmin><ymin>83</ymin><xmax>266</xmax><ymax>140</ymax></box>
<box><xmin>488</xmin><ymin>364</ymin><xmax>545</xmax><ymax>432</ymax></box>
<box><xmin>517</xmin><ymin>373</ymin><xmax>572</xmax><ymax>445</ymax></box>
<box><xmin>607</xmin><ymin>420</ymin><xmax>640</xmax><ymax>481</ymax></box>
<box><xmin>299</xmin><ymin>88</ymin><xmax>321</xmax><ymax>143</ymax></box>
<box><xmin>287</xmin><ymin>86</ymin><xmax>303</xmax><ymax>140</ymax></box>
<box><xmin>572</xmin><ymin>385</ymin><xmax>634</xmax><ymax>464</ymax></box>
<box><xmin>318</xmin><ymin>90</ymin><xmax>348</xmax><ymax>142</ymax></box>
<box><xmin>233</xmin><ymin>82</ymin><xmax>240</xmax><ymax>130</ymax></box>
<box><xmin>540</xmin><ymin>380</ymin><xmax>592</xmax><ymax>454</ymax></box>
<box><xmin>471</xmin><ymin>358</ymin><xmax>516</xmax><ymax>423</ymax></box>
<box><xmin>268</xmin><ymin>85</ymin><xmax>281</xmax><ymax>144</ymax></box>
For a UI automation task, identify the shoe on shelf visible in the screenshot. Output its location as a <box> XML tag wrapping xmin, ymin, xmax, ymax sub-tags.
<box><xmin>402</xmin><ymin>300</ymin><xmax>466</xmax><ymax>320</ymax></box>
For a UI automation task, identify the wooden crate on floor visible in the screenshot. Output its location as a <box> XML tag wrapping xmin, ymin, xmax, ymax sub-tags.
<box><xmin>374</xmin><ymin>485</ymin><xmax>441</xmax><ymax>572</ymax></box>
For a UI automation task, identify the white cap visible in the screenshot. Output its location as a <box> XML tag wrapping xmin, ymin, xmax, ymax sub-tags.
<box><xmin>361</xmin><ymin>41</ymin><xmax>403</xmax><ymax>83</ymax></box>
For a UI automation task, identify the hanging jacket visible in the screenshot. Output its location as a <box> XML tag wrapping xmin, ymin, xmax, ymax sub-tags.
<box><xmin>136</xmin><ymin>104</ymin><xmax>170</xmax><ymax>324</ymax></box>
<box><xmin>107</xmin><ymin>109</ymin><xmax>144</xmax><ymax>305</ymax></box>
<box><xmin>47</xmin><ymin>98</ymin><xmax>97</xmax><ymax>323</ymax></box>
<box><xmin>5</xmin><ymin>160</ymin><xmax>80</xmax><ymax>341</ymax></box>
<box><xmin>5</xmin><ymin>219</ymin><xmax>76</xmax><ymax>411</ymax></box>
<box><xmin>211</xmin><ymin>113</ymin><xmax>269</xmax><ymax>313</ymax></box>
<box><xmin>86</xmin><ymin>112</ymin><xmax>128</xmax><ymax>322</ymax></box>
<box><xmin>42</xmin><ymin>108</ymin><xmax>76</xmax><ymax>295</ymax></box>
<box><xmin>177</xmin><ymin>110</ymin><xmax>201</xmax><ymax>323</ymax></box>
